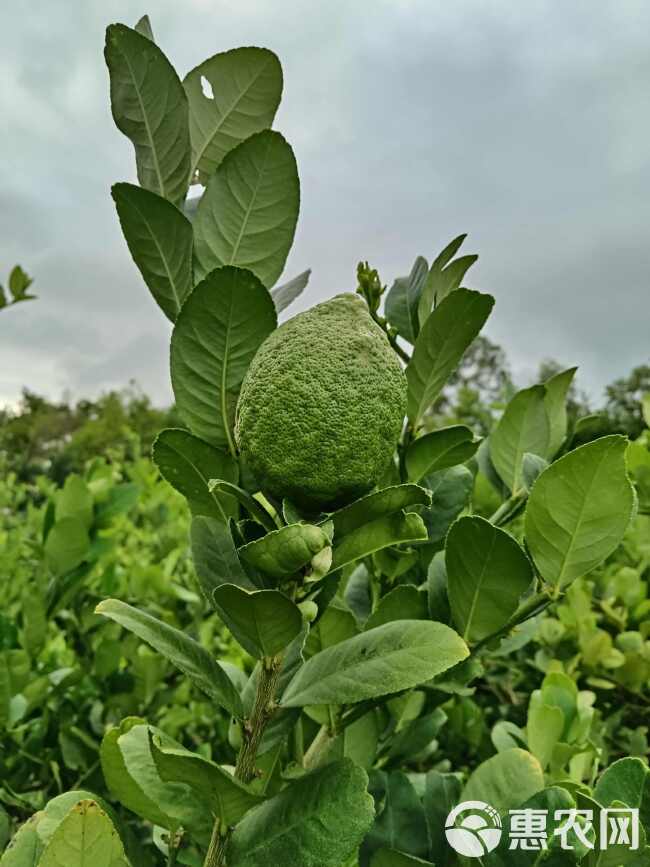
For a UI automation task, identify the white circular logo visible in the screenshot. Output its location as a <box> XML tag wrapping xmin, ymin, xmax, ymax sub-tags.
<box><xmin>445</xmin><ymin>800</ymin><xmax>502</xmax><ymax>857</ymax></box>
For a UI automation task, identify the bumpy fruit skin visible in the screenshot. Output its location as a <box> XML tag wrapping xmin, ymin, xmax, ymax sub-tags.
<box><xmin>235</xmin><ymin>293</ymin><xmax>406</xmax><ymax>511</ymax></box>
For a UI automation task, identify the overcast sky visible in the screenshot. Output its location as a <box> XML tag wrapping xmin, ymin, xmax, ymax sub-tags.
<box><xmin>1</xmin><ymin>0</ymin><xmax>649</xmax><ymax>408</ymax></box>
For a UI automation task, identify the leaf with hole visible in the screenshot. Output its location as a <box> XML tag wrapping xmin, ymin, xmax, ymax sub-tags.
<box><xmin>184</xmin><ymin>47</ymin><xmax>283</xmax><ymax>182</ymax></box>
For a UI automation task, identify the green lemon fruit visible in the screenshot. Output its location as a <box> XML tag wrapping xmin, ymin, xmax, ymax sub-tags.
<box><xmin>235</xmin><ymin>293</ymin><xmax>406</xmax><ymax>511</ymax></box>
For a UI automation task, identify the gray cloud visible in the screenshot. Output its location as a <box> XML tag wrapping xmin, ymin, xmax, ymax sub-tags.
<box><xmin>1</xmin><ymin>0</ymin><xmax>648</xmax><ymax>408</ymax></box>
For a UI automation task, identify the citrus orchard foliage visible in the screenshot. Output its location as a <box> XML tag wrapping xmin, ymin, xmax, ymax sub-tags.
<box><xmin>2</xmin><ymin>14</ymin><xmax>650</xmax><ymax>867</ymax></box>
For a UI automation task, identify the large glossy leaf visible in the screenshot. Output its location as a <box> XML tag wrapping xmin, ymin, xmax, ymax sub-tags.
<box><xmin>37</xmin><ymin>800</ymin><xmax>128</xmax><ymax>867</ymax></box>
<box><xmin>385</xmin><ymin>256</ymin><xmax>428</xmax><ymax>343</ymax></box>
<box><xmin>184</xmin><ymin>47</ymin><xmax>282</xmax><ymax>182</ymax></box>
<box><xmin>112</xmin><ymin>183</ymin><xmax>193</xmax><ymax>322</ymax></box>
<box><xmin>417</xmin><ymin>234</ymin><xmax>469</xmax><ymax>325</ymax></box>
<box><xmin>227</xmin><ymin>759</ymin><xmax>374</xmax><ymax>867</ymax></box>
<box><xmin>544</xmin><ymin>367</ymin><xmax>577</xmax><ymax>458</ymax></box>
<box><xmin>170</xmin><ymin>266</ymin><xmax>276</xmax><ymax>454</ymax></box>
<box><xmin>461</xmin><ymin>748</ymin><xmax>544</xmax><ymax>813</ymax></box>
<box><xmin>282</xmin><ymin>620</ymin><xmax>468</xmax><ymax>707</ymax></box>
<box><xmin>406</xmin><ymin>425</ymin><xmax>479</xmax><ymax>482</ymax></box>
<box><xmin>524</xmin><ymin>436</ymin><xmax>635</xmax><ymax>590</ymax></box>
<box><xmin>446</xmin><ymin>516</ymin><xmax>533</xmax><ymax>642</ymax></box>
<box><xmin>212</xmin><ymin>584</ymin><xmax>302</xmax><ymax>658</ymax></box>
<box><xmin>150</xmin><ymin>733</ymin><xmax>260</xmax><ymax>826</ymax></box>
<box><xmin>191</xmin><ymin>516</ymin><xmax>255</xmax><ymax>599</ymax></box>
<box><xmin>270</xmin><ymin>269</ymin><xmax>311</xmax><ymax>313</ymax></box>
<box><xmin>95</xmin><ymin>599</ymin><xmax>242</xmax><ymax>717</ymax></box>
<box><xmin>406</xmin><ymin>289</ymin><xmax>494</xmax><ymax>429</ymax></box>
<box><xmin>331</xmin><ymin>485</ymin><xmax>431</xmax><ymax>537</ymax></box>
<box><xmin>237</xmin><ymin>523</ymin><xmax>330</xmax><ymax>579</ymax></box>
<box><xmin>152</xmin><ymin>428</ymin><xmax>237</xmax><ymax>521</ymax></box>
<box><xmin>331</xmin><ymin>512</ymin><xmax>428</xmax><ymax>572</ymax></box>
<box><xmin>100</xmin><ymin>719</ymin><xmax>211</xmax><ymax>839</ymax></box>
<box><xmin>104</xmin><ymin>24</ymin><xmax>190</xmax><ymax>205</ymax></box>
<box><xmin>490</xmin><ymin>385</ymin><xmax>550</xmax><ymax>493</ymax></box>
<box><xmin>193</xmin><ymin>130</ymin><xmax>299</xmax><ymax>287</ymax></box>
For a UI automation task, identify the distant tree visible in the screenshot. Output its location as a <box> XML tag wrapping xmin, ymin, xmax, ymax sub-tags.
<box><xmin>429</xmin><ymin>336</ymin><xmax>513</xmax><ymax>434</ymax></box>
<box><xmin>0</xmin><ymin>384</ymin><xmax>180</xmax><ymax>481</ymax></box>
<box><xmin>603</xmin><ymin>364</ymin><xmax>650</xmax><ymax>439</ymax></box>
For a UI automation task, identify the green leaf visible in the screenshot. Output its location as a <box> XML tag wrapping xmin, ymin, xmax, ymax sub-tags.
<box><xmin>544</xmin><ymin>367</ymin><xmax>577</xmax><ymax>458</ymax></box>
<box><xmin>149</xmin><ymin>732</ymin><xmax>260</xmax><ymax>826</ymax></box>
<box><xmin>271</xmin><ymin>268</ymin><xmax>311</xmax><ymax>313</ymax></box>
<box><xmin>490</xmin><ymin>385</ymin><xmax>550</xmax><ymax>494</ymax></box>
<box><xmin>95</xmin><ymin>599</ymin><xmax>242</xmax><ymax>717</ymax></box>
<box><xmin>462</xmin><ymin>748</ymin><xmax>544</xmax><ymax>812</ymax></box>
<box><xmin>56</xmin><ymin>475</ymin><xmax>93</xmax><ymax>529</ymax></box>
<box><xmin>237</xmin><ymin>523</ymin><xmax>331</xmax><ymax>579</ymax></box>
<box><xmin>104</xmin><ymin>24</ymin><xmax>190</xmax><ymax>205</ymax></box>
<box><xmin>212</xmin><ymin>584</ymin><xmax>302</xmax><ymax>658</ymax></box>
<box><xmin>385</xmin><ymin>256</ymin><xmax>429</xmax><ymax>343</ymax></box>
<box><xmin>521</xmin><ymin>452</ymin><xmax>549</xmax><ymax>492</ymax></box>
<box><xmin>365</xmin><ymin>585</ymin><xmax>428</xmax><ymax>631</ymax></box>
<box><xmin>44</xmin><ymin>518</ymin><xmax>90</xmax><ymax>576</ymax></box>
<box><xmin>8</xmin><ymin>265</ymin><xmax>34</xmax><ymax>301</ymax></box>
<box><xmin>446</xmin><ymin>516</ymin><xmax>533</xmax><ymax>642</ymax></box>
<box><xmin>524</xmin><ymin>436</ymin><xmax>635</xmax><ymax>589</ymax></box>
<box><xmin>111</xmin><ymin>183</ymin><xmax>193</xmax><ymax>322</ymax></box>
<box><xmin>282</xmin><ymin>619</ymin><xmax>468</xmax><ymax>707</ymax></box>
<box><xmin>193</xmin><ymin>130</ymin><xmax>300</xmax><ymax>287</ymax></box>
<box><xmin>209</xmin><ymin>480</ymin><xmax>278</xmax><ymax>532</ymax></box>
<box><xmin>420</xmin><ymin>465</ymin><xmax>474</xmax><ymax>544</ymax></box>
<box><xmin>100</xmin><ymin>719</ymin><xmax>211</xmax><ymax>839</ymax></box>
<box><xmin>406</xmin><ymin>289</ymin><xmax>494</xmax><ymax>428</ymax></box>
<box><xmin>134</xmin><ymin>14</ymin><xmax>154</xmax><ymax>40</ymax></box>
<box><xmin>184</xmin><ymin>47</ymin><xmax>283</xmax><ymax>182</ymax></box>
<box><xmin>227</xmin><ymin>759</ymin><xmax>374</xmax><ymax>867</ymax></box>
<box><xmin>37</xmin><ymin>800</ymin><xmax>129</xmax><ymax>867</ymax></box>
<box><xmin>527</xmin><ymin>703</ymin><xmax>564</xmax><ymax>770</ymax></box>
<box><xmin>406</xmin><ymin>425</ymin><xmax>480</xmax><ymax>482</ymax></box>
<box><xmin>331</xmin><ymin>511</ymin><xmax>427</xmax><ymax>572</ymax></box>
<box><xmin>594</xmin><ymin>757</ymin><xmax>650</xmax><ymax>826</ymax></box>
<box><xmin>424</xmin><ymin>771</ymin><xmax>462</xmax><ymax>867</ymax></box>
<box><xmin>363</xmin><ymin>771</ymin><xmax>429</xmax><ymax>863</ymax></box>
<box><xmin>191</xmin><ymin>516</ymin><xmax>255</xmax><ymax>599</ymax></box>
<box><xmin>331</xmin><ymin>485</ymin><xmax>432</xmax><ymax>537</ymax></box>
<box><xmin>153</xmin><ymin>428</ymin><xmax>238</xmax><ymax>521</ymax></box>
<box><xmin>170</xmin><ymin>266</ymin><xmax>276</xmax><ymax>454</ymax></box>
